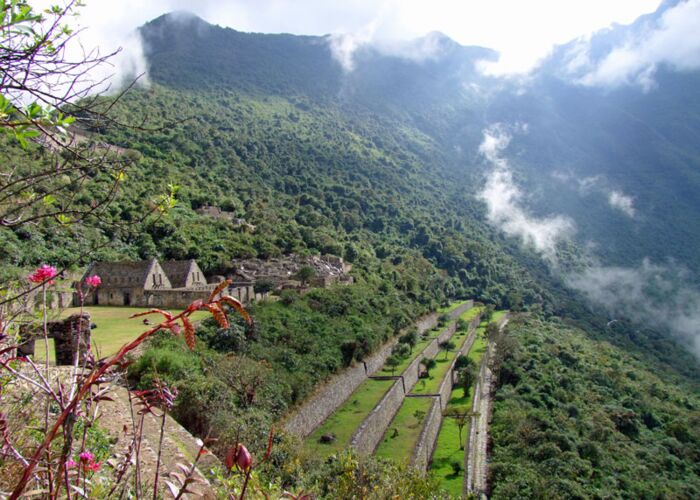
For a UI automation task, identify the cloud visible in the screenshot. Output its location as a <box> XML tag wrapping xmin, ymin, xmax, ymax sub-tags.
<box><xmin>551</xmin><ymin>171</ymin><xmax>638</xmax><ymax>217</ymax></box>
<box><xmin>608</xmin><ymin>190</ymin><xmax>636</xmax><ymax>217</ymax></box>
<box><xmin>46</xmin><ymin>0</ymin><xmax>661</xmax><ymax>85</ymax></box>
<box><xmin>478</xmin><ymin>125</ymin><xmax>574</xmax><ymax>258</ymax></box>
<box><xmin>575</xmin><ymin>0</ymin><xmax>700</xmax><ymax>89</ymax></box>
<box><xmin>568</xmin><ymin>259</ymin><xmax>700</xmax><ymax>358</ymax></box>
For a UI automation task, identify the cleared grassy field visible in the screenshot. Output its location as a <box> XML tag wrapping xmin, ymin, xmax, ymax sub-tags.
<box><xmin>375</xmin><ymin>395</ymin><xmax>433</xmax><ymax>462</ymax></box>
<box><xmin>430</xmin><ymin>383</ymin><xmax>474</xmax><ymax>497</ymax></box>
<box><xmin>492</xmin><ymin>310</ymin><xmax>508</xmax><ymax>323</ymax></box>
<box><xmin>437</xmin><ymin>300</ymin><xmax>472</xmax><ymax>315</ymax></box>
<box><xmin>306</xmin><ymin>377</ymin><xmax>395</xmax><ymax>454</ymax></box>
<box><xmin>33</xmin><ymin>306</ymin><xmax>209</xmax><ymax>363</ymax></box>
<box><xmin>375</xmin><ymin>326</ymin><xmax>443</xmax><ymax>376</ymax></box>
<box><xmin>429</xmin><ymin>316</ymin><xmax>497</xmax><ymax>495</ymax></box>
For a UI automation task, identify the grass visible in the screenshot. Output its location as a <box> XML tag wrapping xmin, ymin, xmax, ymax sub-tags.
<box><xmin>412</xmin><ymin>331</ymin><xmax>471</xmax><ymax>395</ymax></box>
<box><xmin>461</xmin><ymin>306</ymin><xmax>483</xmax><ymax>322</ymax></box>
<box><xmin>376</xmin><ymin>327</ymin><xmax>443</xmax><ymax>376</ymax></box>
<box><xmin>306</xmin><ymin>377</ymin><xmax>395</xmax><ymax>454</ymax></box>
<box><xmin>32</xmin><ymin>306</ymin><xmax>209</xmax><ymax>363</ymax></box>
<box><xmin>429</xmin><ymin>316</ymin><xmax>496</xmax><ymax>496</ymax></box>
<box><xmin>437</xmin><ymin>300</ymin><xmax>472</xmax><ymax>315</ymax></box>
<box><xmin>492</xmin><ymin>310</ymin><xmax>508</xmax><ymax>323</ymax></box>
<box><xmin>375</xmin><ymin>396</ymin><xmax>433</xmax><ymax>462</ymax></box>
<box><xmin>430</xmin><ymin>383</ymin><xmax>474</xmax><ymax>497</ymax></box>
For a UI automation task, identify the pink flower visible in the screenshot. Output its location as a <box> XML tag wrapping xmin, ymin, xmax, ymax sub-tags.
<box><xmin>28</xmin><ymin>265</ymin><xmax>58</xmax><ymax>285</ymax></box>
<box><xmin>85</xmin><ymin>275</ymin><xmax>102</xmax><ymax>288</ymax></box>
<box><xmin>79</xmin><ymin>451</ymin><xmax>94</xmax><ymax>462</ymax></box>
<box><xmin>85</xmin><ymin>460</ymin><xmax>101</xmax><ymax>473</ymax></box>
<box><xmin>65</xmin><ymin>459</ymin><xmax>77</xmax><ymax>469</ymax></box>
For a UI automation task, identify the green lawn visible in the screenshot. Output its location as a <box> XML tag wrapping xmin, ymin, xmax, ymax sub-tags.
<box><xmin>412</xmin><ymin>330</ymin><xmax>471</xmax><ymax>395</ymax></box>
<box><xmin>430</xmin><ymin>383</ymin><xmax>474</xmax><ymax>497</ymax></box>
<box><xmin>492</xmin><ymin>310</ymin><xmax>508</xmax><ymax>323</ymax></box>
<box><xmin>429</xmin><ymin>316</ymin><xmax>498</xmax><ymax>496</ymax></box>
<box><xmin>375</xmin><ymin>396</ymin><xmax>433</xmax><ymax>462</ymax></box>
<box><xmin>306</xmin><ymin>377</ymin><xmax>395</xmax><ymax>454</ymax></box>
<box><xmin>460</xmin><ymin>305</ymin><xmax>483</xmax><ymax>322</ymax></box>
<box><xmin>437</xmin><ymin>300</ymin><xmax>472</xmax><ymax>315</ymax></box>
<box><xmin>376</xmin><ymin>327</ymin><xmax>443</xmax><ymax>376</ymax></box>
<box><xmin>32</xmin><ymin>306</ymin><xmax>209</xmax><ymax>363</ymax></box>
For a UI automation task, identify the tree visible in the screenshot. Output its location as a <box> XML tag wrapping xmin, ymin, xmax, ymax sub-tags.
<box><xmin>253</xmin><ymin>278</ymin><xmax>275</xmax><ymax>295</ymax></box>
<box><xmin>391</xmin><ymin>342</ymin><xmax>410</xmax><ymax>359</ymax></box>
<box><xmin>457</xmin><ymin>364</ymin><xmax>477</xmax><ymax>398</ymax></box>
<box><xmin>0</xmin><ymin>0</ymin><xmax>133</xmax><ymax>229</ymax></box>
<box><xmin>454</xmin><ymin>355</ymin><xmax>473</xmax><ymax>371</ymax></box>
<box><xmin>386</xmin><ymin>355</ymin><xmax>401</xmax><ymax>376</ymax></box>
<box><xmin>295</xmin><ymin>265</ymin><xmax>316</xmax><ymax>286</ymax></box>
<box><xmin>437</xmin><ymin>313</ymin><xmax>450</xmax><ymax>327</ymax></box>
<box><xmin>420</xmin><ymin>357</ymin><xmax>436</xmax><ymax>377</ymax></box>
<box><xmin>398</xmin><ymin>328</ymin><xmax>418</xmax><ymax>353</ymax></box>
<box><xmin>485</xmin><ymin>322</ymin><xmax>500</xmax><ymax>341</ymax></box>
<box><xmin>443</xmin><ymin>407</ymin><xmax>472</xmax><ymax>449</ymax></box>
<box><xmin>483</xmin><ymin>304</ymin><xmax>495</xmax><ymax>323</ymax></box>
<box><xmin>439</xmin><ymin>340</ymin><xmax>456</xmax><ymax>360</ymax></box>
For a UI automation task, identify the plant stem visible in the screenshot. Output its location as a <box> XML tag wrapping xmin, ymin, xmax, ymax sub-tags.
<box><xmin>153</xmin><ymin>410</ymin><xmax>167</xmax><ymax>500</ymax></box>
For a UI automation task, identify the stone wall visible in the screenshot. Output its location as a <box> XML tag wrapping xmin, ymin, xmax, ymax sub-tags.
<box><xmin>411</xmin><ymin>396</ymin><xmax>442</xmax><ymax>472</ymax></box>
<box><xmin>349</xmin><ymin>377</ymin><xmax>405</xmax><ymax>454</ymax></box>
<box><xmin>283</xmin><ymin>311</ymin><xmax>439</xmax><ymax>437</ymax></box>
<box><xmin>283</xmin><ymin>361</ymin><xmax>368</xmax><ymax>436</ymax></box>
<box><xmin>349</xmin><ymin>316</ymin><xmax>465</xmax><ymax>454</ymax></box>
<box><xmin>18</xmin><ymin>313</ymin><xmax>92</xmax><ymax>365</ymax></box>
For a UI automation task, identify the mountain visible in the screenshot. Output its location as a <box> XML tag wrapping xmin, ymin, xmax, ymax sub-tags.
<box><xmin>2</xmin><ymin>5</ymin><xmax>699</xmax><ymax>497</ymax></box>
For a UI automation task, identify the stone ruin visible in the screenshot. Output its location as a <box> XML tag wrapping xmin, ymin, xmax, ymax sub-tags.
<box><xmin>229</xmin><ymin>254</ymin><xmax>353</xmax><ymax>289</ymax></box>
<box><xmin>18</xmin><ymin>313</ymin><xmax>93</xmax><ymax>365</ymax></box>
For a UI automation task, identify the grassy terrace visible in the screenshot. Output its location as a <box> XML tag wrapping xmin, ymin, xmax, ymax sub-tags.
<box><xmin>412</xmin><ymin>330</ymin><xmax>467</xmax><ymax>395</ymax></box>
<box><xmin>375</xmin><ymin>325</ymin><xmax>443</xmax><ymax>376</ymax></box>
<box><xmin>437</xmin><ymin>300</ymin><xmax>472</xmax><ymax>315</ymax></box>
<box><xmin>374</xmin><ymin>396</ymin><xmax>433</xmax><ymax>462</ymax></box>
<box><xmin>492</xmin><ymin>310</ymin><xmax>508</xmax><ymax>323</ymax></box>
<box><xmin>306</xmin><ymin>377</ymin><xmax>395</xmax><ymax>454</ymax></box>
<box><xmin>33</xmin><ymin>306</ymin><xmax>209</xmax><ymax>363</ymax></box>
<box><xmin>429</xmin><ymin>317</ymin><xmax>496</xmax><ymax>496</ymax></box>
<box><xmin>412</xmin><ymin>306</ymin><xmax>483</xmax><ymax>395</ymax></box>
<box><xmin>304</xmin><ymin>302</ymin><xmax>475</xmax><ymax>457</ymax></box>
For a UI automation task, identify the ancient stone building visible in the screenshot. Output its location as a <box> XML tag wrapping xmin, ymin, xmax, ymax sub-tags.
<box><xmin>80</xmin><ymin>258</ymin><xmax>255</xmax><ymax>309</ymax></box>
<box><xmin>229</xmin><ymin>254</ymin><xmax>353</xmax><ymax>290</ymax></box>
<box><xmin>83</xmin><ymin>258</ymin><xmax>171</xmax><ymax>306</ymax></box>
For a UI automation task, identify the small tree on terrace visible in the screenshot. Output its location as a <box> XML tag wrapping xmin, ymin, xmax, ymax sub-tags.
<box><xmin>399</xmin><ymin>327</ymin><xmax>418</xmax><ymax>354</ymax></box>
<box><xmin>386</xmin><ymin>355</ymin><xmax>401</xmax><ymax>376</ymax></box>
<box><xmin>457</xmin><ymin>364</ymin><xmax>477</xmax><ymax>398</ymax></box>
<box><xmin>443</xmin><ymin>407</ymin><xmax>471</xmax><ymax>449</ymax></box>
<box><xmin>420</xmin><ymin>357</ymin><xmax>436</xmax><ymax>377</ymax></box>
<box><xmin>439</xmin><ymin>340</ymin><xmax>456</xmax><ymax>360</ymax></box>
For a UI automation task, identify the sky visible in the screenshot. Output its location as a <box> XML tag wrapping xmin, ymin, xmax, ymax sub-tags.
<box><xmin>63</xmin><ymin>0</ymin><xmax>663</xmax><ymax>75</ymax></box>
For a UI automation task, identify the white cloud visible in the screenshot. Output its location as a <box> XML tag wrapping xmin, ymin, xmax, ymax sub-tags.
<box><xmin>478</xmin><ymin>125</ymin><xmax>574</xmax><ymax>258</ymax></box>
<box><xmin>577</xmin><ymin>0</ymin><xmax>700</xmax><ymax>89</ymax></box>
<box><xmin>46</xmin><ymin>0</ymin><xmax>661</xmax><ymax>84</ymax></box>
<box><xmin>608</xmin><ymin>190</ymin><xmax>636</xmax><ymax>217</ymax></box>
<box><xmin>568</xmin><ymin>259</ymin><xmax>700</xmax><ymax>358</ymax></box>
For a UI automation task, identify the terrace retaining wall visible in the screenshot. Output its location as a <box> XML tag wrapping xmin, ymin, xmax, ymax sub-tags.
<box><xmin>349</xmin><ymin>377</ymin><xmax>406</xmax><ymax>454</ymax></box>
<box><xmin>283</xmin><ymin>311</ymin><xmax>440</xmax><ymax>437</ymax></box>
<box><xmin>350</xmin><ymin>313</ymin><xmax>468</xmax><ymax>454</ymax></box>
<box><xmin>411</xmin><ymin>396</ymin><xmax>442</xmax><ymax>472</ymax></box>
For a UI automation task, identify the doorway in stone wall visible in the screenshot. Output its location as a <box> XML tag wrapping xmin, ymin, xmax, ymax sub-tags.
<box><xmin>123</xmin><ymin>292</ymin><xmax>131</xmax><ymax>306</ymax></box>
